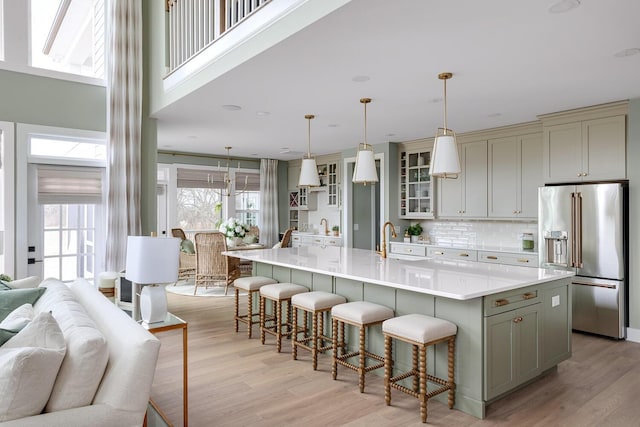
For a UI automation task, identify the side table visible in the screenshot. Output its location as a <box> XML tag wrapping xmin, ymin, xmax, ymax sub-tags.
<box><xmin>142</xmin><ymin>313</ymin><xmax>188</xmax><ymax>427</ymax></box>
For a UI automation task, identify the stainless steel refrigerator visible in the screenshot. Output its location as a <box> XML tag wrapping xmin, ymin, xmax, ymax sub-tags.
<box><xmin>538</xmin><ymin>182</ymin><xmax>628</xmax><ymax>339</ymax></box>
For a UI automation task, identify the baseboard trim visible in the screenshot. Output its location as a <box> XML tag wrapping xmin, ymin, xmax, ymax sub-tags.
<box><xmin>626</xmin><ymin>327</ymin><xmax>640</xmax><ymax>343</ymax></box>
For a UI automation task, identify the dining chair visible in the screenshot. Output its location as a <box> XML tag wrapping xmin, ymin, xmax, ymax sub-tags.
<box><xmin>280</xmin><ymin>228</ymin><xmax>293</xmax><ymax>248</ymax></box>
<box><xmin>194</xmin><ymin>232</ymin><xmax>241</xmax><ymax>295</ymax></box>
<box><xmin>172</xmin><ymin>228</ymin><xmax>196</xmax><ymax>281</ymax></box>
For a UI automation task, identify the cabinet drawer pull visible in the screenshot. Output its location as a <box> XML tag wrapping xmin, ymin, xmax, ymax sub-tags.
<box><xmin>513</xmin><ymin>316</ymin><xmax>524</xmax><ymax>323</ymax></box>
<box><xmin>486</xmin><ymin>256</ymin><xmax>498</xmax><ymax>260</ymax></box>
<box><xmin>434</xmin><ymin>251</ymin><xmax>444</xmax><ymax>255</ymax></box>
<box><xmin>459</xmin><ymin>253</ymin><xmax>469</xmax><ymax>257</ymax></box>
<box><xmin>517</xmin><ymin>258</ymin><xmax>530</xmax><ymax>263</ymax></box>
<box><xmin>522</xmin><ymin>292</ymin><xmax>536</xmax><ymax>300</ymax></box>
<box><xmin>494</xmin><ymin>299</ymin><xmax>509</xmax><ymax>307</ymax></box>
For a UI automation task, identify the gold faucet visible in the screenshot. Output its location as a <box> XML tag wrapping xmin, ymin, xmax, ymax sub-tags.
<box><xmin>376</xmin><ymin>221</ymin><xmax>397</xmax><ymax>258</ymax></box>
<box><xmin>320</xmin><ymin>218</ymin><xmax>329</xmax><ymax>235</ymax></box>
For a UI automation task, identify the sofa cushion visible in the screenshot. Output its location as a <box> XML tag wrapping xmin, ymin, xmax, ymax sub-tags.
<box><xmin>0</xmin><ymin>287</ymin><xmax>46</xmax><ymax>322</ymax></box>
<box><xmin>35</xmin><ymin>280</ymin><xmax>109</xmax><ymax>413</ymax></box>
<box><xmin>3</xmin><ymin>276</ymin><xmax>41</xmax><ymax>290</ymax></box>
<box><xmin>0</xmin><ymin>311</ymin><xmax>66</xmax><ymax>422</ymax></box>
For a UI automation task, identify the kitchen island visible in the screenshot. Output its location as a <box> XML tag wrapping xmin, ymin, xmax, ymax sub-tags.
<box><xmin>225</xmin><ymin>246</ymin><xmax>575</xmax><ymax>418</ymax></box>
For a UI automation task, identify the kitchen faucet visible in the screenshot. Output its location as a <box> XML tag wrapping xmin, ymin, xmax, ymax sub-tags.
<box><xmin>376</xmin><ymin>221</ymin><xmax>397</xmax><ymax>259</ymax></box>
<box><xmin>320</xmin><ymin>218</ymin><xmax>329</xmax><ymax>235</ymax></box>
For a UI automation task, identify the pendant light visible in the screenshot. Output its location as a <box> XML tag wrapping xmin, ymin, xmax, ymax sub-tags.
<box><xmin>352</xmin><ymin>98</ymin><xmax>378</xmax><ymax>185</ymax></box>
<box><xmin>298</xmin><ymin>114</ymin><xmax>321</xmax><ymax>187</ymax></box>
<box><xmin>430</xmin><ymin>72</ymin><xmax>461</xmax><ymax>179</ymax></box>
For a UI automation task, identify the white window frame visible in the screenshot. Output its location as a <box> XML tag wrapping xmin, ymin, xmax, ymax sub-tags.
<box><xmin>0</xmin><ymin>121</ymin><xmax>15</xmax><ymax>277</ymax></box>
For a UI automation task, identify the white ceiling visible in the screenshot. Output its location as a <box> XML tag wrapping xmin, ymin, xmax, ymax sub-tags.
<box><xmin>153</xmin><ymin>0</ymin><xmax>640</xmax><ymax>161</ymax></box>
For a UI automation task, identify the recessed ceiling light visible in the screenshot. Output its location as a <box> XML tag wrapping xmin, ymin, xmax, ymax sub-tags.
<box><xmin>430</xmin><ymin>97</ymin><xmax>443</xmax><ymax>103</ymax></box>
<box><xmin>488</xmin><ymin>113</ymin><xmax>502</xmax><ymax>118</ymax></box>
<box><xmin>614</xmin><ymin>48</ymin><xmax>640</xmax><ymax>58</ymax></box>
<box><xmin>386</xmin><ymin>133</ymin><xmax>396</xmax><ymax>137</ymax></box>
<box><xmin>352</xmin><ymin>75</ymin><xmax>370</xmax><ymax>83</ymax></box>
<box><xmin>279</xmin><ymin>147</ymin><xmax>290</xmax><ymax>153</ymax></box>
<box><xmin>187</xmin><ymin>135</ymin><xmax>198</xmax><ymax>139</ymax></box>
<box><xmin>328</xmin><ymin>124</ymin><xmax>340</xmax><ymax>128</ymax></box>
<box><xmin>256</xmin><ymin>111</ymin><xmax>270</xmax><ymax>116</ymax></box>
<box><xmin>548</xmin><ymin>0</ymin><xmax>580</xmax><ymax>13</ymax></box>
<box><xmin>221</xmin><ymin>104</ymin><xmax>242</xmax><ymax>111</ymax></box>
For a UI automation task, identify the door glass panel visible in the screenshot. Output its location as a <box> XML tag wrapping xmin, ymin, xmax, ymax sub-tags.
<box><xmin>43</xmin><ymin>230</ymin><xmax>60</xmax><ymax>256</ymax></box>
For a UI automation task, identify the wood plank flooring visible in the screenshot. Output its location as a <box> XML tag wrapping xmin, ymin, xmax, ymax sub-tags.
<box><xmin>150</xmin><ymin>292</ymin><xmax>640</xmax><ymax>427</ymax></box>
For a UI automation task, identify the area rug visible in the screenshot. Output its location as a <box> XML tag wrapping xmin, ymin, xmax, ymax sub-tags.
<box><xmin>165</xmin><ymin>282</ymin><xmax>246</xmax><ymax>297</ymax></box>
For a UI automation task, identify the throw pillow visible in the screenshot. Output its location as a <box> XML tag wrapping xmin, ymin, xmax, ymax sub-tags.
<box><xmin>180</xmin><ymin>238</ymin><xmax>196</xmax><ymax>254</ymax></box>
<box><xmin>0</xmin><ymin>303</ymin><xmax>34</xmax><ymax>332</ymax></box>
<box><xmin>0</xmin><ymin>311</ymin><xmax>66</xmax><ymax>422</ymax></box>
<box><xmin>0</xmin><ymin>281</ymin><xmax>12</xmax><ymax>291</ymax></box>
<box><xmin>0</xmin><ymin>330</ymin><xmax>15</xmax><ymax>347</ymax></box>
<box><xmin>0</xmin><ymin>288</ymin><xmax>46</xmax><ymax>322</ymax></box>
<box><xmin>4</xmin><ymin>276</ymin><xmax>41</xmax><ymax>290</ymax></box>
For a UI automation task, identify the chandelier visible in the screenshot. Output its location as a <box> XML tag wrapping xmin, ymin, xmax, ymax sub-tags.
<box><xmin>208</xmin><ymin>146</ymin><xmax>248</xmax><ymax>197</ymax></box>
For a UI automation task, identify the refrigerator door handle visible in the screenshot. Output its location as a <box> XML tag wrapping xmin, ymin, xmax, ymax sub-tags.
<box><xmin>573</xmin><ymin>280</ymin><xmax>617</xmax><ymax>289</ymax></box>
<box><xmin>576</xmin><ymin>192</ymin><xmax>583</xmax><ymax>268</ymax></box>
<box><xmin>570</xmin><ymin>192</ymin><xmax>577</xmax><ymax>268</ymax></box>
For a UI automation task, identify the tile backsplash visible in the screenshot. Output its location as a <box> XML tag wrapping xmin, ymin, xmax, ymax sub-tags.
<box><xmin>422</xmin><ymin>220</ymin><xmax>538</xmax><ymax>249</ymax></box>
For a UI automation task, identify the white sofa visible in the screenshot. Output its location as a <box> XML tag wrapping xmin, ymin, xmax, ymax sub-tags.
<box><xmin>0</xmin><ymin>278</ymin><xmax>161</xmax><ymax>427</ymax></box>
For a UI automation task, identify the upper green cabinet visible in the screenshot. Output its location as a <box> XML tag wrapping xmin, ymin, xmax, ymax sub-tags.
<box><xmin>399</xmin><ymin>149</ymin><xmax>434</xmax><ymax>218</ymax></box>
<box><xmin>542</xmin><ymin>114</ymin><xmax>626</xmax><ymax>183</ymax></box>
<box><xmin>487</xmin><ymin>133</ymin><xmax>542</xmax><ymax>219</ymax></box>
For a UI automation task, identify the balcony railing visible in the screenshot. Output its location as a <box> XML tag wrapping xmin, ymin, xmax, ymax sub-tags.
<box><xmin>166</xmin><ymin>0</ymin><xmax>271</xmax><ymax>72</ymax></box>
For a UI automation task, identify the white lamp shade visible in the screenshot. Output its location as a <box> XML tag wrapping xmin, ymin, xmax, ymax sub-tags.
<box><xmin>125</xmin><ymin>236</ymin><xmax>180</xmax><ymax>284</ymax></box>
<box><xmin>352</xmin><ymin>148</ymin><xmax>379</xmax><ymax>184</ymax></box>
<box><xmin>298</xmin><ymin>158</ymin><xmax>320</xmax><ymax>187</ymax></box>
<box><xmin>430</xmin><ymin>134</ymin><xmax>461</xmax><ymax>178</ymax></box>
<box><xmin>140</xmin><ymin>285</ymin><xmax>168</xmax><ymax>323</ymax></box>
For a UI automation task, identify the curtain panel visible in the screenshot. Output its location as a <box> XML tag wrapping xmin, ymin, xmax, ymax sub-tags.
<box><xmin>259</xmin><ymin>159</ymin><xmax>279</xmax><ymax>248</ymax></box>
<box><xmin>105</xmin><ymin>0</ymin><xmax>143</xmax><ymax>271</ymax></box>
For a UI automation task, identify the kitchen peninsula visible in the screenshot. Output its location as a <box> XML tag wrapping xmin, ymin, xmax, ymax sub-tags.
<box><xmin>226</xmin><ymin>246</ymin><xmax>575</xmax><ymax>419</ymax></box>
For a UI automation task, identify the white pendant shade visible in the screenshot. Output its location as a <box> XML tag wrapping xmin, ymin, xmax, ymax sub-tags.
<box><xmin>430</xmin><ymin>133</ymin><xmax>461</xmax><ymax>178</ymax></box>
<box><xmin>299</xmin><ymin>158</ymin><xmax>320</xmax><ymax>187</ymax></box>
<box><xmin>352</xmin><ymin>147</ymin><xmax>378</xmax><ymax>184</ymax></box>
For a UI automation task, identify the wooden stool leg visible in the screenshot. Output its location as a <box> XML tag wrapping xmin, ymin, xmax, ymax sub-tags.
<box><xmin>246</xmin><ymin>290</ymin><xmax>253</xmax><ymax>338</ymax></box>
<box><xmin>420</xmin><ymin>344</ymin><xmax>427</xmax><ymax>423</ymax></box>
<box><xmin>312</xmin><ymin>310</ymin><xmax>319</xmax><ymax>370</ymax></box>
<box><xmin>332</xmin><ymin>318</ymin><xmax>339</xmax><ymax>380</ymax></box>
<box><xmin>412</xmin><ymin>343</ymin><xmax>419</xmax><ymax>392</ymax></box>
<box><xmin>358</xmin><ymin>325</ymin><xmax>366</xmax><ymax>393</ymax></box>
<box><xmin>448</xmin><ymin>337</ymin><xmax>456</xmax><ymax>409</ymax></box>
<box><xmin>384</xmin><ymin>335</ymin><xmax>392</xmax><ymax>406</ymax></box>
<box><xmin>260</xmin><ymin>296</ymin><xmax>266</xmax><ymax>345</ymax></box>
<box><xmin>292</xmin><ymin>306</ymin><xmax>298</xmax><ymax>360</ymax></box>
<box><xmin>276</xmin><ymin>300</ymin><xmax>283</xmax><ymax>352</ymax></box>
<box><xmin>234</xmin><ymin>288</ymin><xmax>240</xmax><ymax>333</ymax></box>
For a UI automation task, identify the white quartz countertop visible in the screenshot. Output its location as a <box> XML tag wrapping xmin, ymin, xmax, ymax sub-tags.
<box><xmin>224</xmin><ymin>246</ymin><xmax>573</xmax><ymax>300</ymax></box>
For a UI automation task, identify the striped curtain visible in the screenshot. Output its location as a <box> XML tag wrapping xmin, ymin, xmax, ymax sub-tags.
<box><xmin>105</xmin><ymin>0</ymin><xmax>143</xmax><ymax>271</ymax></box>
<box><xmin>259</xmin><ymin>159</ymin><xmax>279</xmax><ymax>248</ymax></box>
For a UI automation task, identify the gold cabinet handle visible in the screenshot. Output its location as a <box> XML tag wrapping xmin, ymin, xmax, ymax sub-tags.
<box><xmin>513</xmin><ymin>316</ymin><xmax>524</xmax><ymax>323</ymax></box>
<box><xmin>495</xmin><ymin>299</ymin><xmax>509</xmax><ymax>307</ymax></box>
<box><xmin>522</xmin><ymin>292</ymin><xmax>536</xmax><ymax>300</ymax></box>
<box><xmin>459</xmin><ymin>253</ymin><xmax>469</xmax><ymax>257</ymax></box>
<box><xmin>486</xmin><ymin>255</ymin><xmax>498</xmax><ymax>260</ymax></box>
<box><xmin>517</xmin><ymin>258</ymin><xmax>530</xmax><ymax>263</ymax></box>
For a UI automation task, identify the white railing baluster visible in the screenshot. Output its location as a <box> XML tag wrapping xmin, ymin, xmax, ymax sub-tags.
<box><xmin>167</xmin><ymin>0</ymin><xmax>271</xmax><ymax>72</ymax></box>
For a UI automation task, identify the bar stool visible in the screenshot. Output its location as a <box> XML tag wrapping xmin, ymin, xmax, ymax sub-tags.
<box><xmin>382</xmin><ymin>314</ymin><xmax>457</xmax><ymax>423</ymax></box>
<box><xmin>291</xmin><ymin>291</ymin><xmax>346</xmax><ymax>370</ymax></box>
<box><xmin>331</xmin><ymin>301</ymin><xmax>394</xmax><ymax>392</ymax></box>
<box><xmin>234</xmin><ymin>276</ymin><xmax>277</xmax><ymax>338</ymax></box>
<box><xmin>260</xmin><ymin>283</ymin><xmax>309</xmax><ymax>352</ymax></box>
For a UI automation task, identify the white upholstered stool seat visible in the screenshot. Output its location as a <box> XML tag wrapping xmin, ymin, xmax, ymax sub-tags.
<box><xmin>382</xmin><ymin>314</ymin><xmax>457</xmax><ymax>423</ymax></box>
<box><xmin>291</xmin><ymin>291</ymin><xmax>347</xmax><ymax>370</ymax></box>
<box><xmin>234</xmin><ymin>276</ymin><xmax>277</xmax><ymax>338</ymax></box>
<box><xmin>259</xmin><ymin>283</ymin><xmax>309</xmax><ymax>352</ymax></box>
<box><xmin>330</xmin><ymin>301</ymin><xmax>394</xmax><ymax>393</ymax></box>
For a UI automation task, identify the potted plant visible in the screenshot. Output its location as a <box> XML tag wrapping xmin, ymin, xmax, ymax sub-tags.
<box><xmin>332</xmin><ymin>225</ymin><xmax>339</xmax><ymax>236</ymax></box>
<box><xmin>406</xmin><ymin>223</ymin><xmax>423</xmax><ymax>243</ymax></box>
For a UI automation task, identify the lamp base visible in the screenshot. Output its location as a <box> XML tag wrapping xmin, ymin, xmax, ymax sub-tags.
<box><xmin>140</xmin><ymin>284</ymin><xmax>168</xmax><ymax>324</ymax></box>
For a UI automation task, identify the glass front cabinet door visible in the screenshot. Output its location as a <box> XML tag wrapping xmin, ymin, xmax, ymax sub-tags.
<box><xmin>400</xmin><ymin>149</ymin><xmax>435</xmax><ymax>218</ymax></box>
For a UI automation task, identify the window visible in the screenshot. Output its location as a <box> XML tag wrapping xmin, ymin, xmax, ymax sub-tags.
<box><xmin>235</xmin><ymin>191</ymin><xmax>259</xmax><ymax>226</ymax></box>
<box><xmin>30</xmin><ymin>136</ymin><xmax>106</xmax><ymax>162</ymax></box>
<box><xmin>30</xmin><ymin>0</ymin><xmax>105</xmax><ymax>79</ymax></box>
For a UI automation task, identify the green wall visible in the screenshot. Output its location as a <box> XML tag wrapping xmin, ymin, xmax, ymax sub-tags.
<box><xmin>627</xmin><ymin>98</ymin><xmax>640</xmax><ymax>331</ymax></box>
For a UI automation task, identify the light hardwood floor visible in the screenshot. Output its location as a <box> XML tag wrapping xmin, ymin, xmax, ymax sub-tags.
<box><xmin>150</xmin><ymin>291</ymin><xmax>640</xmax><ymax>427</ymax></box>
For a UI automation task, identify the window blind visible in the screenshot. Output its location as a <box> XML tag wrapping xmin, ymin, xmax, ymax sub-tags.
<box><xmin>37</xmin><ymin>165</ymin><xmax>104</xmax><ymax>204</ymax></box>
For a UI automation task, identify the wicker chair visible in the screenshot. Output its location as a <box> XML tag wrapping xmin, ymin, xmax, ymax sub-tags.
<box><xmin>194</xmin><ymin>232</ymin><xmax>241</xmax><ymax>296</ymax></box>
<box><xmin>280</xmin><ymin>228</ymin><xmax>293</xmax><ymax>248</ymax></box>
<box><xmin>172</xmin><ymin>228</ymin><xmax>196</xmax><ymax>281</ymax></box>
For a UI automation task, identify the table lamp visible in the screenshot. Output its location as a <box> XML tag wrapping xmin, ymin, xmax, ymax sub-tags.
<box><xmin>125</xmin><ymin>236</ymin><xmax>180</xmax><ymax>323</ymax></box>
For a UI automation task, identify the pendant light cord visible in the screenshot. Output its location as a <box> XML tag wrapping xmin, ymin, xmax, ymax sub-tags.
<box><xmin>443</xmin><ymin>77</ymin><xmax>448</xmax><ymax>132</ymax></box>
